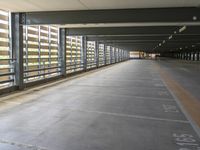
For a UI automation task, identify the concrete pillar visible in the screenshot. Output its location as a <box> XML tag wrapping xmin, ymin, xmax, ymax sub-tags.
<box><xmin>103</xmin><ymin>44</ymin><xmax>106</xmax><ymax>65</ymax></box>
<box><xmin>178</xmin><ymin>53</ymin><xmax>181</xmax><ymax>59</ymax></box>
<box><xmin>176</xmin><ymin>53</ymin><xmax>178</xmax><ymax>59</ymax></box>
<box><xmin>189</xmin><ymin>52</ymin><xmax>192</xmax><ymax>60</ymax></box>
<box><xmin>182</xmin><ymin>53</ymin><xmax>184</xmax><ymax>59</ymax></box>
<box><xmin>82</xmin><ymin>36</ymin><xmax>87</xmax><ymax>71</ymax></box>
<box><xmin>95</xmin><ymin>41</ymin><xmax>99</xmax><ymax>68</ymax></box>
<box><xmin>193</xmin><ymin>52</ymin><xmax>195</xmax><ymax>61</ymax></box>
<box><xmin>186</xmin><ymin>52</ymin><xmax>189</xmax><ymax>60</ymax></box>
<box><xmin>110</xmin><ymin>46</ymin><xmax>112</xmax><ymax>64</ymax></box>
<box><xmin>114</xmin><ymin>47</ymin><xmax>116</xmax><ymax>63</ymax></box>
<box><xmin>59</xmin><ymin>28</ymin><xmax>66</xmax><ymax>77</ymax></box>
<box><xmin>11</xmin><ymin>13</ymin><xmax>24</xmax><ymax>90</ymax></box>
<box><xmin>197</xmin><ymin>52</ymin><xmax>200</xmax><ymax>61</ymax></box>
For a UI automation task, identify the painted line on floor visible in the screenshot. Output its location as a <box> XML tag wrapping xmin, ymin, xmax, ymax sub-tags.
<box><xmin>154</xmin><ymin>62</ymin><xmax>200</xmax><ymax>138</ymax></box>
<box><xmin>0</xmin><ymin>101</ymin><xmax>21</xmax><ymax>105</ymax></box>
<box><xmin>0</xmin><ymin>139</ymin><xmax>47</xmax><ymax>150</ymax></box>
<box><xmin>70</xmin><ymin>83</ymin><xmax>167</xmax><ymax>90</ymax></box>
<box><xmin>64</xmin><ymin>91</ymin><xmax>174</xmax><ymax>101</ymax></box>
<box><xmin>69</xmin><ymin>108</ymin><xmax>189</xmax><ymax>124</ymax></box>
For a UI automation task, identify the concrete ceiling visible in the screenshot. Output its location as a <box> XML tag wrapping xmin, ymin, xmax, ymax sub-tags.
<box><xmin>0</xmin><ymin>0</ymin><xmax>200</xmax><ymax>12</ymax></box>
<box><xmin>1</xmin><ymin>0</ymin><xmax>199</xmax><ymax>52</ymax></box>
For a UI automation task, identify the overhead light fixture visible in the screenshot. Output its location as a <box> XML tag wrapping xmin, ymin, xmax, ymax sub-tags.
<box><xmin>174</xmin><ymin>31</ymin><xmax>177</xmax><ymax>34</ymax></box>
<box><xmin>169</xmin><ymin>35</ymin><xmax>173</xmax><ymax>40</ymax></box>
<box><xmin>163</xmin><ymin>40</ymin><xmax>165</xmax><ymax>44</ymax></box>
<box><xmin>159</xmin><ymin>43</ymin><xmax>161</xmax><ymax>46</ymax></box>
<box><xmin>193</xmin><ymin>16</ymin><xmax>197</xmax><ymax>21</ymax></box>
<box><xmin>179</xmin><ymin>26</ymin><xmax>187</xmax><ymax>33</ymax></box>
<box><xmin>180</xmin><ymin>47</ymin><xmax>182</xmax><ymax>50</ymax></box>
<box><xmin>192</xmin><ymin>45</ymin><xmax>195</xmax><ymax>47</ymax></box>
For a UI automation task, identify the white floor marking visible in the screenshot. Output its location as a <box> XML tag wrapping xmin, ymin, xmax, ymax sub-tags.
<box><xmin>163</xmin><ymin>104</ymin><xmax>179</xmax><ymax>113</ymax></box>
<box><xmin>172</xmin><ymin>133</ymin><xmax>200</xmax><ymax>150</ymax></box>
<box><xmin>0</xmin><ymin>139</ymin><xmax>47</xmax><ymax>150</ymax></box>
<box><xmin>64</xmin><ymin>92</ymin><xmax>174</xmax><ymax>101</ymax></box>
<box><xmin>157</xmin><ymin>62</ymin><xmax>200</xmax><ymax>138</ymax></box>
<box><xmin>1</xmin><ymin>101</ymin><xmax>21</xmax><ymax>105</ymax></box>
<box><xmin>69</xmin><ymin>108</ymin><xmax>189</xmax><ymax>124</ymax></box>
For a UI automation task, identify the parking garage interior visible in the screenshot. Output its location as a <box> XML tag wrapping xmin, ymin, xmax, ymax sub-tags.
<box><xmin>0</xmin><ymin>0</ymin><xmax>200</xmax><ymax>150</ymax></box>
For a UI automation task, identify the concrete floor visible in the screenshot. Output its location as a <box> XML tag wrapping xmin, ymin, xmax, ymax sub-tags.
<box><xmin>0</xmin><ymin>60</ymin><xmax>200</xmax><ymax>150</ymax></box>
<box><xmin>157</xmin><ymin>59</ymin><xmax>200</xmax><ymax>101</ymax></box>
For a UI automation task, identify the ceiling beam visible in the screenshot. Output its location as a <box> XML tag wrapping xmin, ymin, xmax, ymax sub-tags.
<box><xmin>86</xmin><ymin>35</ymin><xmax>168</xmax><ymax>41</ymax></box>
<box><xmin>66</xmin><ymin>26</ymin><xmax>177</xmax><ymax>35</ymax></box>
<box><xmin>100</xmin><ymin>40</ymin><xmax>200</xmax><ymax>44</ymax></box>
<box><xmin>24</xmin><ymin>7</ymin><xmax>200</xmax><ymax>25</ymax></box>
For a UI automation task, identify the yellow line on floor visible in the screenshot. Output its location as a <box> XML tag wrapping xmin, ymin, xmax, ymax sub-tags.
<box><xmin>154</xmin><ymin>62</ymin><xmax>200</xmax><ymax>127</ymax></box>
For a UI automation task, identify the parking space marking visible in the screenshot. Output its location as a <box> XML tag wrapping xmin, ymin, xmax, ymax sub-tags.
<box><xmin>163</xmin><ymin>104</ymin><xmax>179</xmax><ymax>113</ymax></box>
<box><xmin>172</xmin><ymin>133</ymin><xmax>200</xmax><ymax>150</ymax></box>
<box><xmin>69</xmin><ymin>108</ymin><xmax>189</xmax><ymax>124</ymax></box>
<box><xmin>0</xmin><ymin>139</ymin><xmax>47</xmax><ymax>150</ymax></box>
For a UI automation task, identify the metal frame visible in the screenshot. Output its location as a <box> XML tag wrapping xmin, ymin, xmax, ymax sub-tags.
<box><xmin>65</xmin><ymin>26</ymin><xmax>177</xmax><ymax>36</ymax></box>
<box><xmin>95</xmin><ymin>41</ymin><xmax>99</xmax><ymax>68</ymax></box>
<box><xmin>66</xmin><ymin>35</ymin><xmax>84</xmax><ymax>74</ymax></box>
<box><xmin>1</xmin><ymin>8</ymin><xmax>136</xmax><ymax>95</ymax></box>
<box><xmin>22</xmin><ymin>25</ymin><xmax>60</xmax><ymax>82</ymax></box>
<box><xmin>11</xmin><ymin>13</ymin><xmax>24</xmax><ymax>90</ymax></box>
<box><xmin>82</xmin><ymin>36</ymin><xmax>87</xmax><ymax>71</ymax></box>
<box><xmin>59</xmin><ymin>28</ymin><xmax>66</xmax><ymax>76</ymax></box>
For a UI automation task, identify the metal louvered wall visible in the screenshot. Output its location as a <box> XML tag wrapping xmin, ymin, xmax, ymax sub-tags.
<box><xmin>23</xmin><ymin>25</ymin><xmax>60</xmax><ymax>82</ymax></box>
<box><xmin>98</xmin><ymin>44</ymin><xmax>104</xmax><ymax>66</ymax></box>
<box><xmin>87</xmin><ymin>41</ymin><xmax>96</xmax><ymax>69</ymax></box>
<box><xmin>66</xmin><ymin>36</ymin><xmax>84</xmax><ymax>74</ymax></box>
<box><xmin>111</xmin><ymin>47</ymin><xmax>115</xmax><ymax>64</ymax></box>
<box><xmin>0</xmin><ymin>10</ymin><xmax>14</xmax><ymax>89</ymax></box>
<box><xmin>106</xmin><ymin>46</ymin><xmax>111</xmax><ymax>65</ymax></box>
<box><xmin>116</xmin><ymin>48</ymin><xmax>119</xmax><ymax>63</ymax></box>
<box><xmin>0</xmin><ymin>10</ymin><xmax>129</xmax><ymax>93</ymax></box>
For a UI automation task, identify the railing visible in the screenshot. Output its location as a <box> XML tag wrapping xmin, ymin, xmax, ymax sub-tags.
<box><xmin>0</xmin><ymin>58</ymin><xmax>15</xmax><ymax>89</ymax></box>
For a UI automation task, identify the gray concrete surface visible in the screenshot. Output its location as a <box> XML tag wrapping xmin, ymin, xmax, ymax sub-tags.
<box><xmin>157</xmin><ymin>59</ymin><xmax>200</xmax><ymax>101</ymax></box>
<box><xmin>0</xmin><ymin>60</ymin><xmax>200</xmax><ymax>150</ymax></box>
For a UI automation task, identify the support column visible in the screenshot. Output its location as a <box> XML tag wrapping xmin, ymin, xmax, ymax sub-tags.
<box><xmin>82</xmin><ymin>36</ymin><xmax>87</xmax><ymax>71</ymax></box>
<box><xmin>114</xmin><ymin>47</ymin><xmax>116</xmax><ymax>63</ymax></box>
<box><xmin>11</xmin><ymin>13</ymin><xmax>24</xmax><ymax>90</ymax></box>
<box><xmin>181</xmin><ymin>53</ymin><xmax>184</xmax><ymax>59</ymax></box>
<box><xmin>197</xmin><ymin>52</ymin><xmax>200</xmax><ymax>61</ymax></box>
<box><xmin>103</xmin><ymin>44</ymin><xmax>106</xmax><ymax>65</ymax></box>
<box><xmin>193</xmin><ymin>52</ymin><xmax>195</xmax><ymax>61</ymax></box>
<box><xmin>178</xmin><ymin>53</ymin><xmax>180</xmax><ymax>59</ymax></box>
<box><xmin>189</xmin><ymin>52</ymin><xmax>192</xmax><ymax>60</ymax></box>
<box><xmin>110</xmin><ymin>46</ymin><xmax>113</xmax><ymax>64</ymax></box>
<box><xmin>186</xmin><ymin>52</ymin><xmax>189</xmax><ymax>60</ymax></box>
<box><xmin>59</xmin><ymin>28</ymin><xmax>66</xmax><ymax>77</ymax></box>
<box><xmin>174</xmin><ymin>53</ymin><xmax>177</xmax><ymax>59</ymax></box>
<box><xmin>95</xmin><ymin>41</ymin><xmax>99</xmax><ymax>68</ymax></box>
<box><xmin>119</xmin><ymin>49</ymin><xmax>122</xmax><ymax>61</ymax></box>
<box><xmin>122</xmin><ymin>50</ymin><xmax>124</xmax><ymax>61</ymax></box>
<box><xmin>118</xmin><ymin>49</ymin><xmax>120</xmax><ymax>62</ymax></box>
<box><xmin>185</xmin><ymin>52</ymin><xmax>187</xmax><ymax>60</ymax></box>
